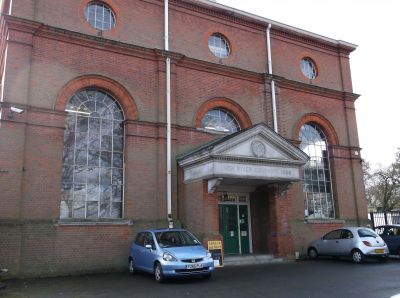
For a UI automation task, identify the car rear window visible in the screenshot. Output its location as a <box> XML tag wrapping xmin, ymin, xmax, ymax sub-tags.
<box><xmin>358</xmin><ymin>228</ymin><xmax>378</xmax><ymax>238</ymax></box>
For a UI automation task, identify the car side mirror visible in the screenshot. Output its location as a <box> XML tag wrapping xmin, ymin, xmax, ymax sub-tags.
<box><xmin>145</xmin><ymin>244</ymin><xmax>153</xmax><ymax>250</ymax></box>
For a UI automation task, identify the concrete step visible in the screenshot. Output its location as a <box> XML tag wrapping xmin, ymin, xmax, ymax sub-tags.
<box><xmin>223</xmin><ymin>254</ymin><xmax>284</xmax><ymax>266</ymax></box>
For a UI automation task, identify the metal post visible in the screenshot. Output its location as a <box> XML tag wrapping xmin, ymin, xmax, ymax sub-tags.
<box><xmin>266</xmin><ymin>24</ymin><xmax>278</xmax><ymax>133</ymax></box>
<box><xmin>164</xmin><ymin>0</ymin><xmax>173</xmax><ymax>228</ymax></box>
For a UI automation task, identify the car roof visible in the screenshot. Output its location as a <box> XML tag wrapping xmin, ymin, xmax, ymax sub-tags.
<box><xmin>138</xmin><ymin>228</ymin><xmax>187</xmax><ymax>233</ymax></box>
<box><xmin>328</xmin><ymin>227</ymin><xmax>374</xmax><ymax>232</ymax></box>
<box><xmin>344</xmin><ymin>227</ymin><xmax>374</xmax><ymax>230</ymax></box>
<box><xmin>375</xmin><ymin>224</ymin><xmax>400</xmax><ymax>228</ymax></box>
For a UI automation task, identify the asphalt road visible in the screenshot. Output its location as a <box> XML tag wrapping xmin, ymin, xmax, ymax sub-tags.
<box><xmin>1</xmin><ymin>258</ymin><xmax>400</xmax><ymax>298</ymax></box>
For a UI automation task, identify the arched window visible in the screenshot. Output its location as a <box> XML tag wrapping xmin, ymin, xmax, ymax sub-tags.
<box><xmin>60</xmin><ymin>89</ymin><xmax>124</xmax><ymax>219</ymax></box>
<box><xmin>200</xmin><ymin>108</ymin><xmax>240</xmax><ymax>133</ymax></box>
<box><xmin>299</xmin><ymin>123</ymin><xmax>334</xmax><ymax>219</ymax></box>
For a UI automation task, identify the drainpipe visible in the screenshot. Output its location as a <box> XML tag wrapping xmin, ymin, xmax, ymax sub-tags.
<box><xmin>266</xmin><ymin>24</ymin><xmax>278</xmax><ymax>133</ymax></box>
<box><xmin>164</xmin><ymin>0</ymin><xmax>173</xmax><ymax>228</ymax></box>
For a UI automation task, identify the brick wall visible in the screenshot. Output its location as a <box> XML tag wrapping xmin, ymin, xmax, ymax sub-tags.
<box><xmin>0</xmin><ymin>0</ymin><xmax>367</xmax><ymax>277</ymax></box>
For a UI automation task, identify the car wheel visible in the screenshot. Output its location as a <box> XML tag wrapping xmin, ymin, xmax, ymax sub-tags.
<box><xmin>351</xmin><ymin>249</ymin><xmax>364</xmax><ymax>264</ymax></box>
<box><xmin>154</xmin><ymin>262</ymin><xmax>164</xmax><ymax>283</ymax></box>
<box><xmin>308</xmin><ymin>248</ymin><xmax>318</xmax><ymax>260</ymax></box>
<box><xmin>128</xmin><ymin>258</ymin><xmax>136</xmax><ymax>275</ymax></box>
<box><xmin>202</xmin><ymin>273</ymin><xmax>212</xmax><ymax>280</ymax></box>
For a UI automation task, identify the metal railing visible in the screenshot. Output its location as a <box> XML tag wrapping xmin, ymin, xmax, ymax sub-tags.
<box><xmin>369</xmin><ymin>211</ymin><xmax>400</xmax><ymax>229</ymax></box>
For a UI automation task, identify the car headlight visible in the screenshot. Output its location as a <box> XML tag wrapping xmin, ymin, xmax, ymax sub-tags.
<box><xmin>162</xmin><ymin>252</ymin><xmax>177</xmax><ymax>262</ymax></box>
<box><xmin>206</xmin><ymin>250</ymin><xmax>212</xmax><ymax>258</ymax></box>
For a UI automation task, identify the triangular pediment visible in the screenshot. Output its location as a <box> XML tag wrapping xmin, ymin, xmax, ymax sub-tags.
<box><xmin>177</xmin><ymin>123</ymin><xmax>309</xmax><ymax>184</ymax></box>
<box><xmin>220</xmin><ymin>136</ymin><xmax>289</xmax><ymax>160</ymax></box>
<box><xmin>179</xmin><ymin>123</ymin><xmax>309</xmax><ymax>166</ymax></box>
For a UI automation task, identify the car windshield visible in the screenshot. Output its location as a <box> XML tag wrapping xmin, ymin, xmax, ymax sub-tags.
<box><xmin>358</xmin><ymin>228</ymin><xmax>378</xmax><ymax>238</ymax></box>
<box><xmin>155</xmin><ymin>231</ymin><xmax>201</xmax><ymax>248</ymax></box>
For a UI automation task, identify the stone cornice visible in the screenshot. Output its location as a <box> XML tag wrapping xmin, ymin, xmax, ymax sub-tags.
<box><xmin>171</xmin><ymin>0</ymin><xmax>266</xmax><ymax>31</ymax></box>
<box><xmin>2</xmin><ymin>14</ymin><xmax>41</xmax><ymax>34</ymax></box>
<box><xmin>173</xmin><ymin>0</ymin><xmax>356</xmax><ymax>54</ymax></box>
<box><xmin>271</xmin><ymin>29</ymin><xmax>355</xmax><ymax>55</ymax></box>
<box><xmin>3</xmin><ymin>15</ymin><xmax>359</xmax><ymax>102</ymax></box>
<box><xmin>272</xmin><ymin>74</ymin><xmax>360</xmax><ymax>102</ymax></box>
<box><xmin>177</xmin><ymin>56</ymin><xmax>263</xmax><ymax>83</ymax></box>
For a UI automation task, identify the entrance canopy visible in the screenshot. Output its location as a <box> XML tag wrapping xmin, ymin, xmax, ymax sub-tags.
<box><xmin>178</xmin><ymin>123</ymin><xmax>309</xmax><ymax>188</ymax></box>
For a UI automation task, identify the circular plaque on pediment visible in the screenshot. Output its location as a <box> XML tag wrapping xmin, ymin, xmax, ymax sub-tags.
<box><xmin>251</xmin><ymin>140</ymin><xmax>266</xmax><ymax>157</ymax></box>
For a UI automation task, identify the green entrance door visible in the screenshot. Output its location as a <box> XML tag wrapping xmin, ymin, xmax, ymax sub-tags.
<box><xmin>219</xmin><ymin>205</ymin><xmax>240</xmax><ymax>254</ymax></box>
<box><xmin>219</xmin><ymin>203</ymin><xmax>250</xmax><ymax>254</ymax></box>
<box><xmin>239</xmin><ymin>205</ymin><xmax>250</xmax><ymax>254</ymax></box>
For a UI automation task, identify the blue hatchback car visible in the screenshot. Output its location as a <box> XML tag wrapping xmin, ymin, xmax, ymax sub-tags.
<box><xmin>128</xmin><ymin>228</ymin><xmax>214</xmax><ymax>282</ymax></box>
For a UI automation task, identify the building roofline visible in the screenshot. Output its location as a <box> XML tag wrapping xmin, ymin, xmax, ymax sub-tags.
<box><xmin>193</xmin><ymin>0</ymin><xmax>358</xmax><ymax>51</ymax></box>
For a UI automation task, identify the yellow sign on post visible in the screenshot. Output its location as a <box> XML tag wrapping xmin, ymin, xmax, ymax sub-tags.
<box><xmin>207</xmin><ymin>240</ymin><xmax>223</xmax><ymax>267</ymax></box>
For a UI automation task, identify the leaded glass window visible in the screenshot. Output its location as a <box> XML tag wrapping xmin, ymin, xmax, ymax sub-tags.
<box><xmin>200</xmin><ymin>109</ymin><xmax>240</xmax><ymax>133</ymax></box>
<box><xmin>60</xmin><ymin>89</ymin><xmax>124</xmax><ymax>219</ymax></box>
<box><xmin>208</xmin><ymin>33</ymin><xmax>230</xmax><ymax>58</ymax></box>
<box><xmin>84</xmin><ymin>2</ymin><xmax>116</xmax><ymax>31</ymax></box>
<box><xmin>299</xmin><ymin>123</ymin><xmax>334</xmax><ymax>219</ymax></box>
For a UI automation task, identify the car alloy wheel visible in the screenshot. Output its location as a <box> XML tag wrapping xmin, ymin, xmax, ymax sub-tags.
<box><xmin>154</xmin><ymin>263</ymin><xmax>164</xmax><ymax>283</ymax></box>
<box><xmin>351</xmin><ymin>249</ymin><xmax>364</xmax><ymax>264</ymax></box>
<box><xmin>129</xmin><ymin>258</ymin><xmax>136</xmax><ymax>274</ymax></box>
<box><xmin>308</xmin><ymin>248</ymin><xmax>318</xmax><ymax>260</ymax></box>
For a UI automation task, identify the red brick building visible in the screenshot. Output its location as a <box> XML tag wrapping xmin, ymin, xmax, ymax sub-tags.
<box><xmin>0</xmin><ymin>0</ymin><xmax>367</xmax><ymax>277</ymax></box>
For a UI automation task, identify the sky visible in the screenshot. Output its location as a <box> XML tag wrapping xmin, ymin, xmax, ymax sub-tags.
<box><xmin>218</xmin><ymin>0</ymin><xmax>400</xmax><ymax>168</ymax></box>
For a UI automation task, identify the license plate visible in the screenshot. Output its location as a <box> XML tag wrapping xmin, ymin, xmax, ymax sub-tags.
<box><xmin>186</xmin><ymin>263</ymin><xmax>203</xmax><ymax>269</ymax></box>
<box><xmin>375</xmin><ymin>249</ymin><xmax>384</xmax><ymax>253</ymax></box>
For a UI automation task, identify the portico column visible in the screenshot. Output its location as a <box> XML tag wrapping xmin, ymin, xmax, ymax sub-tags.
<box><xmin>268</xmin><ymin>184</ymin><xmax>295</xmax><ymax>257</ymax></box>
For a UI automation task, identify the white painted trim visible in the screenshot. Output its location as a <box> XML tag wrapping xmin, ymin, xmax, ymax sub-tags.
<box><xmin>195</xmin><ymin>0</ymin><xmax>357</xmax><ymax>49</ymax></box>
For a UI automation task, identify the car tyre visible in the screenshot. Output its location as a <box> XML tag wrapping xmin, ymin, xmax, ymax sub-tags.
<box><xmin>202</xmin><ymin>273</ymin><xmax>212</xmax><ymax>280</ymax></box>
<box><xmin>128</xmin><ymin>258</ymin><xmax>136</xmax><ymax>275</ymax></box>
<box><xmin>154</xmin><ymin>262</ymin><xmax>164</xmax><ymax>283</ymax></box>
<box><xmin>351</xmin><ymin>249</ymin><xmax>364</xmax><ymax>264</ymax></box>
<box><xmin>308</xmin><ymin>248</ymin><xmax>318</xmax><ymax>260</ymax></box>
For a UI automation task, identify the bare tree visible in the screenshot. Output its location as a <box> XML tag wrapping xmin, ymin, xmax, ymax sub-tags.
<box><xmin>364</xmin><ymin>148</ymin><xmax>400</xmax><ymax>212</ymax></box>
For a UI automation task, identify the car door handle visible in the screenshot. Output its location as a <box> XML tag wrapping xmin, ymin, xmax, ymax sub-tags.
<box><xmin>335</xmin><ymin>241</ymin><xmax>339</xmax><ymax>243</ymax></box>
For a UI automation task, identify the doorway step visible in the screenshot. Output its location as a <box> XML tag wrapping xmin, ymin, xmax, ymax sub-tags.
<box><xmin>223</xmin><ymin>254</ymin><xmax>283</xmax><ymax>266</ymax></box>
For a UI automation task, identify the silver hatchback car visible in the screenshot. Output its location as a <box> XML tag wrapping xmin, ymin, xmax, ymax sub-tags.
<box><xmin>308</xmin><ymin>227</ymin><xmax>389</xmax><ymax>263</ymax></box>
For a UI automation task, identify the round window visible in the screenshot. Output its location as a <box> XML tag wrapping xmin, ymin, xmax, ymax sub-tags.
<box><xmin>208</xmin><ymin>33</ymin><xmax>230</xmax><ymax>58</ymax></box>
<box><xmin>84</xmin><ymin>2</ymin><xmax>116</xmax><ymax>31</ymax></box>
<box><xmin>300</xmin><ymin>57</ymin><xmax>317</xmax><ymax>80</ymax></box>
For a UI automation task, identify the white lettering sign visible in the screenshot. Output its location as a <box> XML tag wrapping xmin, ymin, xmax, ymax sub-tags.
<box><xmin>184</xmin><ymin>160</ymin><xmax>300</xmax><ymax>182</ymax></box>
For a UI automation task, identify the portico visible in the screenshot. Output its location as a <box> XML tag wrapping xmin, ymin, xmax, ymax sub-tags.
<box><xmin>178</xmin><ymin>123</ymin><xmax>309</xmax><ymax>257</ymax></box>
